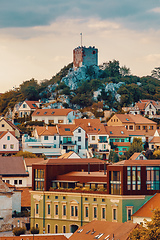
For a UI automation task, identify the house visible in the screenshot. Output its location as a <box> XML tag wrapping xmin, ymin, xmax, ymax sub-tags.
<box><xmin>129</xmin><ymin>152</ymin><xmax>147</xmax><ymax>160</ymax></box>
<box><xmin>132</xmin><ymin>193</ymin><xmax>160</xmax><ymax>225</ymax></box>
<box><xmin>32</xmin><ymin>108</ymin><xmax>78</xmax><ymax>124</ymax></box>
<box><xmin>0</xmin><ymin>118</ymin><xmax>21</xmax><ymax>138</ymax></box>
<box><xmin>30</xmin><ymin>158</ymin><xmax>150</xmax><ymax>233</ymax></box>
<box><xmin>0</xmin><ymin>131</ymin><xmax>19</xmax><ymax>156</ymax></box>
<box><xmin>69</xmin><ymin>220</ymin><xmax>138</xmax><ymax>240</ymax></box>
<box><xmin>105</xmin><ymin>126</ymin><xmax>130</xmax><ymax>156</ymax></box>
<box><xmin>74</xmin><ymin>119</ymin><xmax>110</xmax><ymax>159</ymax></box>
<box><xmin>58</xmin><ymin>151</ymin><xmax>81</xmax><ymax>159</ymax></box>
<box><xmin>107</xmin><ymin>114</ymin><xmax>157</xmax><ymax>142</ymax></box>
<box><xmin>0</xmin><ymin>156</ymin><xmax>29</xmax><ymax>187</ymax></box>
<box><xmin>18</xmin><ymin>100</ymin><xmax>42</xmax><ymax>118</ymax></box>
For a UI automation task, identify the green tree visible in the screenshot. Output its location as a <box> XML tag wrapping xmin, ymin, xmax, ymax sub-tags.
<box><xmin>104</xmin><ymin>60</ymin><xmax>120</xmax><ymax>77</ymax></box>
<box><xmin>109</xmin><ymin>150</ymin><xmax>119</xmax><ymax>163</ymax></box>
<box><xmin>151</xmin><ymin>67</ymin><xmax>160</xmax><ymax>80</ymax></box>
<box><xmin>125</xmin><ymin>138</ymin><xmax>143</xmax><ymax>159</ymax></box>
<box><xmin>129</xmin><ymin>209</ymin><xmax>160</xmax><ymax>240</ymax></box>
<box><xmin>120</xmin><ymin>65</ymin><xmax>131</xmax><ymax>76</ymax></box>
<box><xmin>15</xmin><ymin>151</ymin><xmax>37</xmax><ymax>158</ymax></box>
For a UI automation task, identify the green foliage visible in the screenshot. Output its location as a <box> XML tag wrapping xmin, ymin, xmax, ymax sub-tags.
<box><xmin>15</xmin><ymin>151</ymin><xmax>37</xmax><ymax>158</ymax></box>
<box><xmin>104</xmin><ymin>60</ymin><xmax>120</xmax><ymax>77</ymax></box>
<box><xmin>109</xmin><ymin>150</ymin><xmax>119</xmax><ymax>163</ymax></box>
<box><xmin>13</xmin><ymin>227</ymin><xmax>26</xmax><ymax>236</ymax></box>
<box><xmin>151</xmin><ymin>67</ymin><xmax>160</xmax><ymax>80</ymax></box>
<box><xmin>125</xmin><ymin>138</ymin><xmax>143</xmax><ymax>159</ymax></box>
<box><xmin>153</xmin><ymin>150</ymin><xmax>160</xmax><ymax>159</ymax></box>
<box><xmin>30</xmin><ymin>227</ymin><xmax>39</xmax><ymax>234</ymax></box>
<box><xmin>129</xmin><ymin>209</ymin><xmax>160</xmax><ymax>240</ymax></box>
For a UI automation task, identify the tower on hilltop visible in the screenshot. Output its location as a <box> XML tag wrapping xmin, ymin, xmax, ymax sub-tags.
<box><xmin>73</xmin><ymin>45</ymin><xmax>98</xmax><ymax>69</ymax></box>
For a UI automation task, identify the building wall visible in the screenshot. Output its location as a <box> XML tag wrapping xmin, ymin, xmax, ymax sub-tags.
<box><xmin>32</xmin><ymin>115</ymin><xmax>68</xmax><ymax>124</ymax></box>
<box><xmin>30</xmin><ymin>191</ymin><xmax>151</xmax><ymax>234</ymax></box>
<box><xmin>0</xmin><ymin>132</ymin><xmax>19</xmax><ymax>153</ymax></box>
<box><xmin>12</xmin><ymin>191</ymin><xmax>21</xmax><ymax>213</ymax></box>
<box><xmin>0</xmin><ymin>193</ymin><xmax>12</xmax><ymax>226</ymax></box>
<box><xmin>3</xmin><ymin>177</ymin><xmax>28</xmax><ymax>187</ymax></box>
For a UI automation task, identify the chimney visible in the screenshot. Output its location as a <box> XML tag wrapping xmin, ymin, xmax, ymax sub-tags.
<box><xmin>88</xmin><ymin>163</ymin><xmax>90</xmax><ymax>174</ymax></box>
<box><xmin>88</xmin><ymin>122</ymin><xmax>91</xmax><ymax>126</ymax></box>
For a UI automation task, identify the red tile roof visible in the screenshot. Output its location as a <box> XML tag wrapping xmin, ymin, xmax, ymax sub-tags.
<box><xmin>150</xmin><ymin>136</ymin><xmax>160</xmax><ymax>143</ymax></box>
<box><xmin>36</xmin><ymin>126</ymin><xmax>57</xmax><ymax>136</ymax></box>
<box><xmin>74</xmin><ymin>119</ymin><xmax>106</xmax><ymax>135</ymax></box>
<box><xmin>25</xmin><ymin>101</ymin><xmax>39</xmax><ymax>109</ymax></box>
<box><xmin>105</xmin><ymin>126</ymin><xmax>129</xmax><ymax>137</ymax></box>
<box><xmin>132</xmin><ymin>193</ymin><xmax>160</xmax><ymax>218</ymax></box>
<box><xmin>114</xmin><ymin>114</ymin><xmax>157</xmax><ymax>124</ymax></box>
<box><xmin>69</xmin><ymin>220</ymin><xmax>138</xmax><ymax>240</ymax></box>
<box><xmin>33</xmin><ymin>158</ymin><xmax>105</xmax><ymax>165</ymax></box>
<box><xmin>32</xmin><ymin>108</ymin><xmax>73</xmax><ymax>116</ymax></box>
<box><xmin>17</xmin><ymin>187</ymin><xmax>31</xmax><ymax>207</ymax></box>
<box><xmin>112</xmin><ymin>159</ymin><xmax>160</xmax><ymax>166</ymax></box>
<box><xmin>24</xmin><ymin>158</ymin><xmax>46</xmax><ymax>167</ymax></box>
<box><xmin>0</xmin><ymin>235</ymin><xmax>67</xmax><ymax>240</ymax></box>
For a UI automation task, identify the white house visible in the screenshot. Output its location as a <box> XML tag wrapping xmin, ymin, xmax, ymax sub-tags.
<box><xmin>32</xmin><ymin>108</ymin><xmax>79</xmax><ymax>124</ymax></box>
<box><xmin>0</xmin><ymin>131</ymin><xmax>19</xmax><ymax>155</ymax></box>
<box><xmin>0</xmin><ymin>118</ymin><xmax>21</xmax><ymax>138</ymax></box>
<box><xmin>18</xmin><ymin>100</ymin><xmax>42</xmax><ymax>118</ymax></box>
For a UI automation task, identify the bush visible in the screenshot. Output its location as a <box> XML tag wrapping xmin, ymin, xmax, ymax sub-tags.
<box><xmin>13</xmin><ymin>227</ymin><xmax>26</xmax><ymax>236</ymax></box>
<box><xmin>30</xmin><ymin>227</ymin><xmax>39</xmax><ymax>234</ymax></box>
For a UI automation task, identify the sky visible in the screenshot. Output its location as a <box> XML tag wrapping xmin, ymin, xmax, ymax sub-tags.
<box><xmin>0</xmin><ymin>0</ymin><xmax>160</xmax><ymax>92</ymax></box>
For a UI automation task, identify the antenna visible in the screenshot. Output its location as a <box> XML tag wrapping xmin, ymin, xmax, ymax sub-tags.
<box><xmin>80</xmin><ymin>33</ymin><xmax>82</xmax><ymax>47</ymax></box>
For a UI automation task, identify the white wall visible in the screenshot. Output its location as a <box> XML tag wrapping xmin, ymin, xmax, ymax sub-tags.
<box><xmin>12</xmin><ymin>191</ymin><xmax>21</xmax><ymax>213</ymax></box>
<box><xmin>0</xmin><ymin>132</ymin><xmax>19</xmax><ymax>152</ymax></box>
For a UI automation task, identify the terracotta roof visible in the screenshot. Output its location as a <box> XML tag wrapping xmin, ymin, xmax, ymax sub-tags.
<box><xmin>113</xmin><ymin>142</ymin><xmax>131</xmax><ymax>147</ymax></box>
<box><xmin>132</xmin><ymin>193</ymin><xmax>160</xmax><ymax>218</ymax></box>
<box><xmin>24</xmin><ymin>158</ymin><xmax>46</xmax><ymax>167</ymax></box>
<box><xmin>58</xmin><ymin>151</ymin><xmax>81</xmax><ymax>159</ymax></box>
<box><xmin>150</xmin><ymin>136</ymin><xmax>160</xmax><ymax>143</ymax></box>
<box><xmin>32</xmin><ymin>108</ymin><xmax>73</xmax><ymax>116</ymax></box>
<box><xmin>25</xmin><ymin>101</ymin><xmax>39</xmax><ymax>109</ymax></box>
<box><xmin>129</xmin><ymin>152</ymin><xmax>146</xmax><ymax>160</ymax></box>
<box><xmin>69</xmin><ymin>220</ymin><xmax>138</xmax><ymax>240</ymax></box>
<box><xmin>105</xmin><ymin>126</ymin><xmax>129</xmax><ymax>137</ymax></box>
<box><xmin>135</xmin><ymin>102</ymin><xmax>146</xmax><ymax>110</ymax></box>
<box><xmin>36</xmin><ymin>126</ymin><xmax>57</xmax><ymax>136</ymax></box>
<box><xmin>57</xmin><ymin>124</ymin><xmax>76</xmax><ymax>136</ymax></box>
<box><xmin>17</xmin><ymin>187</ymin><xmax>31</xmax><ymax>207</ymax></box>
<box><xmin>114</xmin><ymin>114</ymin><xmax>157</xmax><ymax>124</ymax></box>
<box><xmin>0</xmin><ymin>131</ymin><xmax>15</xmax><ymax>139</ymax></box>
<box><xmin>0</xmin><ymin>157</ymin><xmax>28</xmax><ymax>176</ymax></box>
<box><xmin>74</xmin><ymin>119</ymin><xmax>106</xmax><ymax>135</ymax></box>
<box><xmin>0</xmin><ymin>235</ymin><xmax>68</xmax><ymax>240</ymax></box>
<box><xmin>0</xmin><ymin>118</ymin><xmax>22</xmax><ymax>133</ymax></box>
<box><xmin>33</xmin><ymin>158</ymin><xmax>105</xmax><ymax>165</ymax></box>
<box><xmin>0</xmin><ymin>178</ymin><xmax>12</xmax><ymax>193</ymax></box>
<box><xmin>112</xmin><ymin>159</ymin><xmax>160</xmax><ymax>166</ymax></box>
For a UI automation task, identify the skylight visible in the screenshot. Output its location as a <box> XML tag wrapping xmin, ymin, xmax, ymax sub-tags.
<box><xmin>44</xmin><ymin>112</ymin><xmax>47</xmax><ymax>114</ymax></box>
<box><xmin>104</xmin><ymin>235</ymin><xmax>110</xmax><ymax>240</ymax></box>
<box><xmin>32</xmin><ymin>104</ymin><xmax>37</xmax><ymax>107</ymax></box>
<box><xmin>94</xmin><ymin>128</ymin><xmax>96</xmax><ymax>130</ymax></box>
<box><xmin>94</xmin><ymin>233</ymin><xmax>104</xmax><ymax>239</ymax></box>
<box><xmin>86</xmin><ymin>230</ymin><xmax>91</xmax><ymax>234</ymax></box>
<box><xmin>126</xmin><ymin>118</ymin><xmax>129</xmax><ymax>121</ymax></box>
<box><xmin>51</xmin><ymin>111</ymin><xmax>55</xmax><ymax>114</ymax></box>
<box><xmin>121</xmin><ymin>131</ymin><xmax>124</xmax><ymax>134</ymax></box>
<box><xmin>110</xmin><ymin>131</ymin><xmax>113</xmax><ymax>134</ymax></box>
<box><xmin>36</xmin><ymin>112</ymin><xmax>40</xmax><ymax>115</ymax></box>
<box><xmin>77</xmin><ymin>229</ymin><xmax>83</xmax><ymax>233</ymax></box>
<box><xmin>65</xmin><ymin>128</ymin><xmax>70</xmax><ymax>131</ymax></box>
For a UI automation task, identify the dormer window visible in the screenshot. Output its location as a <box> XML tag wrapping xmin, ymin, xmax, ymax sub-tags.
<box><xmin>36</xmin><ymin>112</ymin><xmax>40</xmax><ymax>115</ymax></box>
<box><xmin>44</xmin><ymin>112</ymin><xmax>47</xmax><ymax>115</ymax></box>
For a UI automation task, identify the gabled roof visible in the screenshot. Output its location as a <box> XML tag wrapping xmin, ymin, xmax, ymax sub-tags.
<box><xmin>113</xmin><ymin>114</ymin><xmax>157</xmax><ymax>124</ymax></box>
<box><xmin>25</xmin><ymin>101</ymin><xmax>39</xmax><ymax>109</ymax></box>
<box><xmin>24</xmin><ymin>158</ymin><xmax>46</xmax><ymax>167</ymax></box>
<box><xmin>0</xmin><ymin>157</ymin><xmax>28</xmax><ymax>176</ymax></box>
<box><xmin>0</xmin><ymin>178</ymin><xmax>12</xmax><ymax>193</ymax></box>
<box><xmin>129</xmin><ymin>152</ymin><xmax>147</xmax><ymax>160</ymax></box>
<box><xmin>111</xmin><ymin>159</ymin><xmax>160</xmax><ymax>166</ymax></box>
<box><xmin>69</xmin><ymin>220</ymin><xmax>138</xmax><ymax>240</ymax></box>
<box><xmin>135</xmin><ymin>102</ymin><xmax>146</xmax><ymax>110</ymax></box>
<box><xmin>58</xmin><ymin>151</ymin><xmax>81</xmax><ymax>159</ymax></box>
<box><xmin>0</xmin><ymin>118</ymin><xmax>22</xmax><ymax>133</ymax></box>
<box><xmin>36</xmin><ymin>126</ymin><xmax>58</xmax><ymax>136</ymax></box>
<box><xmin>0</xmin><ymin>131</ymin><xmax>16</xmax><ymax>139</ymax></box>
<box><xmin>74</xmin><ymin>119</ymin><xmax>106</xmax><ymax>135</ymax></box>
<box><xmin>105</xmin><ymin>126</ymin><xmax>129</xmax><ymax>137</ymax></box>
<box><xmin>32</xmin><ymin>108</ymin><xmax>73</xmax><ymax>116</ymax></box>
<box><xmin>132</xmin><ymin>193</ymin><xmax>160</xmax><ymax>218</ymax></box>
<box><xmin>150</xmin><ymin>136</ymin><xmax>160</xmax><ymax>143</ymax></box>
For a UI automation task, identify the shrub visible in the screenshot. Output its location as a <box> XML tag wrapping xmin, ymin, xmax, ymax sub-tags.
<box><xmin>30</xmin><ymin>227</ymin><xmax>39</xmax><ymax>234</ymax></box>
<box><xmin>13</xmin><ymin>227</ymin><xmax>26</xmax><ymax>236</ymax></box>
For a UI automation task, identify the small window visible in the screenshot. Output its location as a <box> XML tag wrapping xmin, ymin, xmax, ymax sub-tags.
<box><xmin>3</xmin><ymin>145</ymin><xmax>7</xmax><ymax>149</ymax></box>
<box><xmin>102</xmin><ymin>199</ymin><xmax>105</xmax><ymax>202</ymax></box>
<box><xmin>2</xmin><ymin>124</ymin><xmax>4</xmax><ymax>127</ymax></box>
<box><xmin>54</xmin><ymin>136</ymin><xmax>56</xmax><ymax>140</ymax></box>
<box><xmin>113</xmin><ymin>208</ymin><xmax>117</xmax><ymax>220</ymax></box>
<box><xmin>36</xmin><ymin>112</ymin><xmax>40</xmax><ymax>115</ymax></box>
<box><xmin>78</xmin><ymin>128</ymin><xmax>81</xmax><ymax>133</ymax></box>
<box><xmin>19</xmin><ymin>180</ymin><xmax>22</xmax><ymax>185</ymax></box>
<box><xmin>44</xmin><ymin>136</ymin><xmax>48</xmax><ymax>140</ymax></box>
<box><xmin>47</xmin><ymin>224</ymin><xmax>50</xmax><ymax>233</ymax></box>
<box><xmin>93</xmin><ymin>198</ymin><xmax>97</xmax><ymax>201</ymax></box>
<box><xmin>55</xmin><ymin>196</ymin><xmax>58</xmax><ymax>199</ymax></box>
<box><xmin>65</xmin><ymin>128</ymin><xmax>70</xmax><ymax>131</ymax></box>
<box><xmin>92</xmin><ymin>136</ymin><xmax>95</xmax><ymax>140</ymax></box>
<box><xmin>85</xmin><ymin>198</ymin><xmax>88</xmax><ymax>201</ymax></box>
<box><xmin>44</xmin><ymin>112</ymin><xmax>47</xmax><ymax>115</ymax></box>
<box><xmin>78</xmin><ymin>136</ymin><xmax>81</xmax><ymax>141</ymax></box>
<box><xmin>94</xmin><ymin>207</ymin><xmax>97</xmax><ymax>218</ymax></box>
<box><xmin>51</xmin><ymin>111</ymin><xmax>55</xmax><ymax>114</ymax></box>
<box><xmin>7</xmin><ymin>136</ymin><xmax>10</xmax><ymax>140</ymax></box>
<box><xmin>6</xmin><ymin>180</ymin><xmax>10</xmax><ymax>184</ymax></box>
<box><xmin>10</xmin><ymin>144</ymin><xmax>14</xmax><ymax>149</ymax></box>
<box><xmin>48</xmin><ymin>204</ymin><xmax>51</xmax><ymax>215</ymax></box>
<box><xmin>63</xmin><ymin>205</ymin><xmax>66</xmax><ymax>216</ymax></box>
<box><xmin>63</xmin><ymin>196</ymin><xmax>66</xmax><ymax>200</ymax></box>
<box><xmin>14</xmin><ymin>180</ymin><xmax>17</xmax><ymax>185</ymax></box>
<box><xmin>55</xmin><ymin>205</ymin><xmax>58</xmax><ymax>215</ymax></box>
<box><xmin>63</xmin><ymin>226</ymin><xmax>66</xmax><ymax>233</ymax></box>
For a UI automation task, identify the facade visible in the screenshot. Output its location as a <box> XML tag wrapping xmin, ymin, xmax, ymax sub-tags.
<box><xmin>73</xmin><ymin>46</ymin><xmax>98</xmax><ymax>69</ymax></box>
<box><xmin>129</xmin><ymin>152</ymin><xmax>147</xmax><ymax>160</ymax></box>
<box><xmin>0</xmin><ymin>131</ymin><xmax>19</xmax><ymax>155</ymax></box>
<box><xmin>0</xmin><ymin>118</ymin><xmax>21</xmax><ymax>138</ymax></box>
<box><xmin>18</xmin><ymin>100</ymin><xmax>41</xmax><ymax>118</ymax></box>
<box><xmin>30</xmin><ymin>158</ymin><xmax>152</xmax><ymax>233</ymax></box>
<box><xmin>105</xmin><ymin>126</ymin><xmax>130</xmax><ymax>156</ymax></box>
<box><xmin>0</xmin><ymin>156</ymin><xmax>29</xmax><ymax>187</ymax></box>
<box><xmin>32</xmin><ymin>109</ymin><xmax>77</xmax><ymax>124</ymax></box>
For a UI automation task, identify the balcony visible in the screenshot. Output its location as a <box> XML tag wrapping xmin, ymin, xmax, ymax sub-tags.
<box><xmin>60</xmin><ymin>141</ymin><xmax>76</xmax><ymax>145</ymax></box>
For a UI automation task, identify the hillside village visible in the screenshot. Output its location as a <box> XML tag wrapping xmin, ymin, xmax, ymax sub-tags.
<box><xmin>1</xmin><ymin>46</ymin><xmax>160</xmax><ymax>239</ymax></box>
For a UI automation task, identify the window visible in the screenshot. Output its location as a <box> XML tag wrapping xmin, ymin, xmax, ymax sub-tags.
<box><xmin>10</xmin><ymin>144</ymin><xmax>14</xmax><ymax>149</ymax></box>
<box><xmin>92</xmin><ymin>136</ymin><xmax>95</xmax><ymax>141</ymax></box>
<box><xmin>23</xmin><ymin>104</ymin><xmax>26</xmax><ymax>108</ymax></box>
<box><xmin>35</xmin><ymin>223</ymin><xmax>39</xmax><ymax>229</ymax></box>
<box><xmin>102</xmin><ymin>207</ymin><xmax>106</xmax><ymax>219</ymax></box>
<box><xmin>121</xmin><ymin>139</ymin><xmax>124</xmax><ymax>142</ymax></box>
<box><xmin>55</xmin><ymin>205</ymin><xmax>58</xmax><ymax>215</ymax></box>
<box><xmin>85</xmin><ymin>206</ymin><xmax>89</xmax><ymax>218</ymax></box>
<box><xmin>113</xmin><ymin>208</ymin><xmax>117</xmax><ymax>221</ymax></box>
<box><xmin>34</xmin><ymin>169</ymin><xmax>45</xmax><ymax>191</ymax></box>
<box><xmin>58</xmin><ymin>120</ymin><xmax>64</xmax><ymax>123</ymax></box>
<box><xmin>2</xmin><ymin>124</ymin><xmax>4</xmax><ymax>127</ymax></box>
<box><xmin>54</xmin><ymin>136</ymin><xmax>56</xmax><ymax>140</ymax></box>
<box><xmin>63</xmin><ymin>205</ymin><xmax>66</xmax><ymax>216</ymax></box>
<box><xmin>44</xmin><ymin>136</ymin><xmax>48</xmax><ymax>140</ymax></box>
<box><xmin>55</xmin><ymin>196</ymin><xmax>58</xmax><ymax>199</ymax></box>
<box><xmin>146</xmin><ymin>166</ymin><xmax>160</xmax><ymax>190</ymax></box>
<box><xmin>47</xmin><ymin>224</ymin><xmax>50</xmax><ymax>233</ymax></box>
<box><xmin>3</xmin><ymin>145</ymin><xmax>7</xmax><ymax>149</ymax></box>
<box><xmin>7</xmin><ymin>136</ymin><xmax>10</xmax><ymax>140</ymax></box>
<box><xmin>65</xmin><ymin>128</ymin><xmax>70</xmax><ymax>131</ymax></box>
<box><xmin>6</xmin><ymin>180</ymin><xmax>10</xmax><ymax>184</ymax></box>
<box><xmin>78</xmin><ymin>136</ymin><xmax>81</xmax><ymax>142</ymax></box>
<box><xmin>115</xmin><ymin>139</ymin><xmax>119</xmax><ymax>142</ymax></box>
<box><xmin>110</xmin><ymin>171</ymin><xmax>121</xmax><ymax>194</ymax></box>
<box><xmin>19</xmin><ymin>180</ymin><xmax>22</xmax><ymax>185</ymax></box>
<box><xmin>36</xmin><ymin>204</ymin><xmax>39</xmax><ymax>215</ymax></box>
<box><xmin>63</xmin><ymin>226</ymin><xmax>66</xmax><ymax>233</ymax></box>
<box><xmin>136</xmin><ymin>125</ymin><xmax>141</xmax><ymax>130</ymax></box>
<box><xmin>55</xmin><ymin>225</ymin><xmax>58</xmax><ymax>233</ymax></box>
<box><xmin>85</xmin><ymin>198</ymin><xmax>88</xmax><ymax>201</ymax></box>
<box><xmin>78</xmin><ymin>128</ymin><xmax>81</xmax><ymax>133</ymax></box>
<box><xmin>93</xmin><ymin>198</ymin><xmax>97</xmax><ymax>202</ymax></box>
<box><xmin>93</xmin><ymin>207</ymin><xmax>97</xmax><ymax>219</ymax></box>
<box><xmin>129</xmin><ymin>125</ymin><xmax>133</xmax><ymax>130</ymax></box>
<box><xmin>14</xmin><ymin>180</ymin><xmax>17</xmax><ymax>185</ymax></box>
<box><xmin>47</xmin><ymin>204</ymin><xmax>51</xmax><ymax>215</ymax></box>
<box><xmin>63</xmin><ymin>196</ymin><xmax>66</xmax><ymax>200</ymax></box>
<box><xmin>71</xmin><ymin>205</ymin><xmax>78</xmax><ymax>217</ymax></box>
<box><xmin>71</xmin><ymin>206</ymin><xmax>74</xmax><ymax>216</ymax></box>
<box><xmin>127</xmin><ymin>209</ymin><xmax>132</xmax><ymax>221</ymax></box>
<box><xmin>102</xmin><ymin>199</ymin><xmax>105</xmax><ymax>202</ymax></box>
<box><xmin>143</xmin><ymin>126</ymin><xmax>146</xmax><ymax>130</ymax></box>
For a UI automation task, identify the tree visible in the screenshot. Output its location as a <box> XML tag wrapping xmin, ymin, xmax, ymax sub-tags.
<box><xmin>120</xmin><ymin>65</ymin><xmax>131</xmax><ymax>76</ymax></box>
<box><xmin>104</xmin><ymin>60</ymin><xmax>120</xmax><ymax>77</ymax></box>
<box><xmin>125</xmin><ymin>138</ymin><xmax>143</xmax><ymax>159</ymax></box>
<box><xmin>15</xmin><ymin>151</ymin><xmax>37</xmax><ymax>158</ymax></box>
<box><xmin>151</xmin><ymin>67</ymin><xmax>160</xmax><ymax>80</ymax></box>
<box><xmin>129</xmin><ymin>209</ymin><xmax>160</xmax><ymax>240</ymax></box>
<box><xmin>153</xmin><ymin>149</ymin><xmax>160</xmax><ymax>159</ymax></box>
<box><xmin>109</xmin><ymin>150</ymin><xmax>119</xmax><ymax>163</ymax></box>
<box><xmin>13</xmin><ymin>227</ymin><xmax>26</xmax><ymax>236</ymax></box>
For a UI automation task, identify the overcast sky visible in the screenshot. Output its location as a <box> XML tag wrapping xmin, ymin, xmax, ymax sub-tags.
<box><xmin>0</xmin><ymin>0</ymin><xmax>160</xmax><ymax>92</ymax></box>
